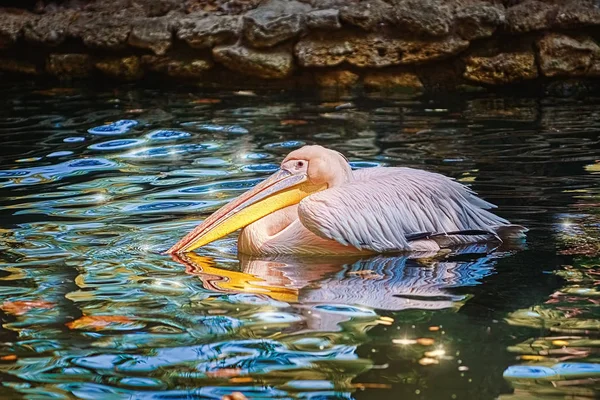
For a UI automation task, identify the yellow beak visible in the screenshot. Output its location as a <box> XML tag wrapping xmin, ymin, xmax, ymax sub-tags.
<box><xmin>166</xmin><ymin>169</ymin><xmax>326</xmax><ymax>254</ymax></box>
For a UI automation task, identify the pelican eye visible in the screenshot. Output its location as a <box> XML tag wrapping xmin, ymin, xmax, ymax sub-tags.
<box><xmin>297</xmin><ymin>161</ymin><xmax>304</xmax><ymax>168</ymax></box>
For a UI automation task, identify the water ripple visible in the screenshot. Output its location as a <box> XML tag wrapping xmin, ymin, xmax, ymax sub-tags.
<box><xmin>0</xmin><ymin>158</ymin><xmax>120</xmax><ymax>187</ymax></box>
<box><xmin>145</xmin><ymin>129</ymin><xmax>191</xmax><ymax>141</ymax></box>
<box><xmin>88</xmin><ymin>139</ymin><xmax>145</xmax><ymax>151</ymax></box>
<box><xmin>87</xmin><ymin>120</ymin><xmax>139</xmax><ymax>135</ymax></box>
<box><xmin>122</xmin><ymin>143</ymin><xmax>219</xmax><ymax>159</ymax></box>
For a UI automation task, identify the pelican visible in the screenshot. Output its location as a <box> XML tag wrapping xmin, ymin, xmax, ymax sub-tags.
<box><xmin>167</xmin><ymin>145</ymin><xmax>525</xmax><ymax>256</ymax></box>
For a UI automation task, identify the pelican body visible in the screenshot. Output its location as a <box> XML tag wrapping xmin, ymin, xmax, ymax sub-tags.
<box><xmin>167</xmin><ymin>146</ymin><xmax>525</xmax><ymax>256</ymax></box>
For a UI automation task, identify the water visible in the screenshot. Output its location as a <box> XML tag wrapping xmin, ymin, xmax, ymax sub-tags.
<box><xmin>0</xmin><ymin>82</ymin><xmax>599</xmax><ymax>400</ymax></box>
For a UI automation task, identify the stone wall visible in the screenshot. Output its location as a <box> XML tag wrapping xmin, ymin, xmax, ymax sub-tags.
<box><xmin>2</xmin><ymin>0</ymin><xmax>600</xmax><ymax>91</ymax></box>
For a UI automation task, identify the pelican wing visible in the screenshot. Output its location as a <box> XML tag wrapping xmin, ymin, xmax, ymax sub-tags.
<box><xmin>297</xmin><ymin>167</ymin><xmax>509</xmax><ymax>253</ymax></box>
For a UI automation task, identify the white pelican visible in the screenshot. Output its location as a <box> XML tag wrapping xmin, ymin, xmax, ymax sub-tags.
<box><xmin>167</xmin><ymin>145</ymin><xmax>525</xmax><ymax>256</ymax></box>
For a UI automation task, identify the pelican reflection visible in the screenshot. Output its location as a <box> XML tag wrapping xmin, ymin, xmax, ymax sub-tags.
<box><xmin>173</xmin><ymin>245</ymin><xmax>507</xmax><ymax>312</ymax></box>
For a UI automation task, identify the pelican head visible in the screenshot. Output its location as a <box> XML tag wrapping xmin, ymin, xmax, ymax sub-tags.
<box><xmin>167</xmin><ymin>145</ymin><xmax>351</xmax><ymax>254</ymax></box>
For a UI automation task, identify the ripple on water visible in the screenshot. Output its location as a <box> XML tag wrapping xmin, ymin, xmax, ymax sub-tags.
<box><xmin>192</xmin><ymin>124</ymin><xmax>249</xmax><ymax>134</ymax></box>
<box><xmin>63</xmin><ymin>136</ymin><xmax>86</xmax><ymax>143</ymax></box>
<box><xmin>119</xmin><ymin>377</ymin><xmax>166</xmax><ymax>389</ymax></box>
<box><xmin>264</xmin><ymin>140</ymin><xmax>305</xmax><ymax>150</ymax></box>
<box><xmin>121</xmin><ymin>143</ymin><xmax>219</xmax><ymax>159</ymax></box>
<box><xmin>121</xmin><ymin>200</ymin><xmax>219</xmax><ymax>214</ymax></box>
<box><xmin>253</xmin><ymin>311</ymin><xmax>303</xmax><ymax>324</ymax></box>
<box><xmin>87</xmin><ymin>120</ymin><xmax>138</xmax><ymax>135</ymax></box>
<box><xmin>145</xmin><ymin>129</ymin><xmax>191</xmax><ymax>141</ymax></box>
<box><xmin>168</xmin><ymin>178</ymin><xmax>262</xmax><ymax>196</ymax></box>
<box><xmin>243</xmin><ymin>152</ymin><xmax>274</xmax><ymax>160</ymax></box>
<box><xmin>350</xmin><ymin>161</ymin><xmax>384</xmax><ymax>169</ymax></box>
<box><xmin>311</xmin><ymin>304</ymin><xmax>377</xmax><ymax>317</ymax></box>
<box><xmin>0</xmin><ymin>158</ymin><xmax>119</xmax><ymax>187</ymax></box>
<box><xmin>169</xmin><ymin>169</ymin><xmax>231</xmax><ymax>178</ymax></box>
<box><xmin>47</xmin><ymin>151</ymin><xmax>74</xmax><ymax>157</ymax></box>
<box><xmin>15</xmin><ymin>157</ymin><xmax>42</xmax><ymax>163</ymax></box>
<box><xmin>88</xmin><ymin>139</ymin><xmax>145</xmax><ymax>151</ymax></box>
<box><xmin>241</xmin><ymin>163</ymin><xmax>279</xmax><ymax>173</ymax></box>
<box><xmin>192</xmin><ymin>157</ymin><xmax>231</xmax><ymax>167</ymax></box>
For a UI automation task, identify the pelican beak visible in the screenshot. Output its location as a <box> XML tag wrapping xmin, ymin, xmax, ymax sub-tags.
<box><xmin>166</xmin><ymin>169</ymin><xmax>326</xmax><ymax>254</ymax></box>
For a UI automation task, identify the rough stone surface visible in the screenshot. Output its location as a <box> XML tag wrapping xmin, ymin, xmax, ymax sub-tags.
<box><xmin>340</xmin><ymin>0</ymin><xmax>393</xmax><ymax>31</ymax></box>
<box><xmin>242</xmin><ymin>0</ymin><xmax>311</xmax><ymax>48</ymax></box>
<box><xmin>69</xmin><ymin>13</ymin><xmax>132</xmax><ymax>50</ymax></box>
<box><xmin>314</xmin><ymin>69</ymin><xmax>360</xmax><ymax>87</ymax></box>
<box><xmin>2</xmin><ymin>0</ymin><xmax>600</xmax><ymax>91</ymax></box>
<box><xmin>95</xmin><ymin>56</ymin><xmax>143</xmax><ymax>80</ymax></box>
<box><xmin>454</xmin><ymin>4</ymin><xmax>505</xmax><ymax>40</ymax></box>
<box><xmin>391</xmin><ymin>0</ymin><xmax>453</xmax><ymax>37</ymax></box>
<box><xmin>46</xmin><ymin>54</ymin><xmax>93</xmax><ymax>78</ymax></box>
<box><xmin>128</xmin><ymin>17</ymin><xmax>173</xmax><ymax>55</ymax></box>
<box><xmin>504</xmin><ymin>1</ymin><xmax>557</xmax><ymax>33</ymax></box>
<box><xmin>213</xmin><ymin>44</ymin><xmax>294</xmax><ymax>79</ymax></box>
<box><xmin>142</xmin><ymin>55</ymin><xmax>214</xmax><ymax>78</ymax></box>
<box><xmin>135</xmin><ymin>0</ymin><xmax>184</xmax><ymax>17</ymax></box>
<box><xmin>363</xmin><ymin>69</ymin><xmax>423</xmax><ymax>89</ymax></box>
<box><xmin>295</xmin><ymin>32</ymin><xmax>469</xmax><ymax>68</ymax></box>
<box><xmin>23</xmin><ymin>11</ymin><xmax>74</xmax><ymax>46</ymax></box>
<box><xmin>464</xmin><ymin>51</ymin><xmax>537</xmax><ymax>84</ymax></box>
<box><xmin>554</xmin><ymin>3</ymin><xmax>600</xmax><ymax>29</ymax></box>
<box><xmin>176</xmin><ymin>15</ymin><xmax>240</xmax><ymax>49</ymax></box>
<box><xmin>0</xmin><ymin>11</ymin><xmax>33</xmax><ymax>49</ymax></box>
<box><xmin>184</xmin><ymin>0</ymin><xmax>262</xmax><ymax>15</ymax></box>
<box><xmin>537</xmin><ymin>33</ymin><xmax>600</xmax><ymax>77</ymax></box>
<box><xmin>306</xmin><ymin>9</ymin><xmax>341</xmax><ymax>30</ymax></box>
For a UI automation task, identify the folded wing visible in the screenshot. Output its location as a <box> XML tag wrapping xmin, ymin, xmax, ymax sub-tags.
<box><xmin>298</xmin><ymin>167</ymin><xmax>510</xmax><ymax>253</ymax></box>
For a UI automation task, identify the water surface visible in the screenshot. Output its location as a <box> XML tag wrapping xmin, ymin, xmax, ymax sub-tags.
<box><xmin>0</xmin><ymin>82</ymin><xmax>599</xmax><ymax>399</ymax></box>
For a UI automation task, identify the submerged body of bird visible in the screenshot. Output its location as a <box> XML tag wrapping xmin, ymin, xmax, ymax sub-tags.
<box><xmin>168</xmin><ymin>145</ymin><xmax>526</xmax><ymax>256</ymax></box>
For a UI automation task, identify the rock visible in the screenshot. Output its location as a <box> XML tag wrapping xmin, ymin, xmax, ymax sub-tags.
<box><xmin>463</xmin><ymin>51</ymin><xmax>537</xmax><ymax>84</ymax></box>
<box><xmin>184</xmin><ymin>0</ymin><xmax>263</xmax><ymax>15</ymax></box>
<box><xmin>176</xmin><ymin>15</ymin><xmax>240</xmax><ymax>49</ymax></box>
<box><xmin>242</xmin><ymin>0</ymin><xmax>311</xmax><ymax>48</ymax></box>
<box><xmin>95</xmin><ymin>56</ymin><xmax>143</xmax><ymax>80</ymax></box>
<box><xmin>306</xmin><ymin>9</ymin><xmax>341</xmax><ymax>30</ymax></box>
<box><xmin>141</xmin><ymin>55</ymin><xmax>213</xmax><ymax>78</ymax></box>
<box><xmin>504</xmin><ymin>0</ymin><xmax>557</xmax><ymax>33</ymax></box>
<box><xmin>128</xmin><ymin>17</ymin><xmax>173</xmax><ymax>55</ymax></box>
<box><xmin>23</xmin><ymin>11</ymin><xmax>75</xmax><ymax>46</ymax></box>
<box><xmin>537</xmin><ymin>33</ymin><xmax>600</xmax><ymax>77</ymax></box>
<box><xmin>391</xmin><ymin>0</ymin><xmax>453</xmax><ymax>37</ymax></box>
<box><xmin>553</xmin><ymin>2</ymin><xmax>600</xmax><ymax>29</ymax></box>
<box><xmin>363</xmin><ymin>69</ymin><xmax>423</xmax><ymax>89</ymax></box>
<box><xmin>213</xmin><ymin>43</ymin><xmax>294</xmax><ymax>79</ymax></box>
<box><xmin>314</xmin><ymin>69</ymin><xmax>360</xmax><ymax>87</ymax></box>
<box><xmin>295</xmin><ymin>31</ymin><xmax>469</xmax><ymax>68</ymax></box>
<box><xmin>340</xmin><ymin>0</ymin><xmax>393</xmax><ymax>31</ymax></box>
<box><xmin>136</xmin><ymin>0</ymin><xmax>184</xmax><ymax>17</ymax></box>
<box><xmin>46</xmin><ymin>54</ymin><xmax>93</xmax><ymax>78</ymax></box>
<box><xmin>454</xmin><ymin>4</ymin><xmax>505</xmax><ymax>40</ymax></box>
<box><xmin>0</xmin><ymin>58</ymin><xmax>39</xmax><ymax>75</ymax></box>
<box><xmin>300</xmin><ymin>0</ymin><xmax>360</xmax><ymax>7</ymax></box>
<box><xmin>0</xmin><ymin>11</ymin><xmax>34</xmax><ymax>49</ymax></box>
<box><xmin>69</xmin><ymin>13</ymin><xmax>132</xmax><ymax>50</ymax></box>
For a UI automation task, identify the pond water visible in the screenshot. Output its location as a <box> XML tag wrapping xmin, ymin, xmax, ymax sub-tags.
<box><xmin>0</xmin><ymin>82</ymin><xmax>599</xmax><ymax>400</ymax></box>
